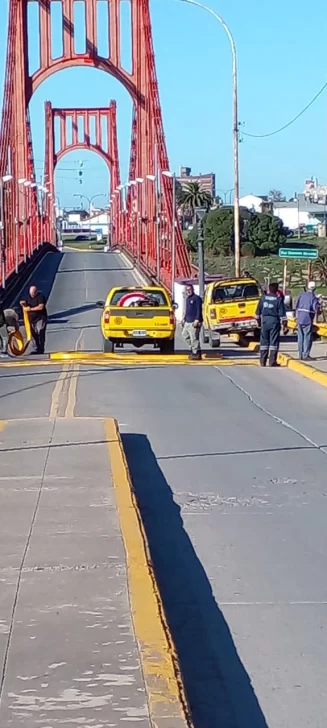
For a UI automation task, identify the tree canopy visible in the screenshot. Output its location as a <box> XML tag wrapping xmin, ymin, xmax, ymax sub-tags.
<box><xmin>183</xmin><ymin>206</ymin><xmax>289</xmax><ymax>256</ymax></box>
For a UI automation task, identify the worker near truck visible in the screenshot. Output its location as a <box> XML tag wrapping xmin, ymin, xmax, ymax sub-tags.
<box><xmin>255</xmin><ymin>282</ymin><xmax>287</xmax><ymax>367</ymax></box>
<box><xmin>295</xmin><ymin>281</ymin><xmax>320</xmax><ymax>361</ymax></box>
<box><xmin>182</xmin><ymin>284</ymin><xmax>203</xmax><ymax>360</ymax></box>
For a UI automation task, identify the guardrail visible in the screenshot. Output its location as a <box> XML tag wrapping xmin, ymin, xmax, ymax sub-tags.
<box><xmin>287</xmin><ymin>317</ymin><xmax>327</xmax><ymax>338</ymax></box>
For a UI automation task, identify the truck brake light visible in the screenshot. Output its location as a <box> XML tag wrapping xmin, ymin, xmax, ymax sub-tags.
<box><xmin>104</xmin><ymin>310</ymin><xmax>110</xmax><ymax>324</ymax></box>
<box><xmin>210</xmin><ymin>309</ymin><xmax>216</xmax><ymax>320</ymax></box>
<box><xmin>169</xmin><ymin>311</ymin><xmax>175</xmax><ymax>325</ymax></box>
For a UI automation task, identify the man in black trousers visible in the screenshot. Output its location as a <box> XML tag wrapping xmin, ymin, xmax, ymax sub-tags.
<box><xmin>256</xmin><ymin>282</ymin><xmax>286</xmax><ymax>367</ymax></box>
<box><xmin>21</xmin><ymin>286</ymin><xmax>48</xmax><ymax>355</ymax></box>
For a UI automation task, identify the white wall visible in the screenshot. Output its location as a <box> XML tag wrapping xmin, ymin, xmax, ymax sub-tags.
<box><xmin>239</xmin><ymin>195</ymin><xmax>264</xmax><ymax>213</ymax></box>
<box><xmin>273</xmin><ymin>206</ymin><xmax>320</xmax><ymax>230</ymax></box>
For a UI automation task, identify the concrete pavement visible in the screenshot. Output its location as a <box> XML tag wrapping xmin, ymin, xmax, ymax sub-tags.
<box><xmin>1</xmin><ymin>250</ymin><xmax>327</xmax><ymax>727</ymax></box>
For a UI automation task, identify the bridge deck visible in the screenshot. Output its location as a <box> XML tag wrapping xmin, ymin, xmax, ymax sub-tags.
<box><xmin>1</xmin><ymin>250</ymin><xmax>327</xmax><ymax>728</ymax></box>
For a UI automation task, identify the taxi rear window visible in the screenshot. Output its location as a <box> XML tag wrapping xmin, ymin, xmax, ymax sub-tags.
<box><xmin>212</xmin><ymin>283</ymin><xmax>260</xmax><ymax>303</ymax></box>
<box><xmin>110</xmin><ymin>289</ymin><xmax>169</xmax><ymax>306</ymax></box>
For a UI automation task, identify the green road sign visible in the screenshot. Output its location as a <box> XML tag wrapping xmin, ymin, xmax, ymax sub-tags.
<box><xmin>279</xmin><ymin>248</ymin><xmax>319</xmax><ymax>260</ymax></box>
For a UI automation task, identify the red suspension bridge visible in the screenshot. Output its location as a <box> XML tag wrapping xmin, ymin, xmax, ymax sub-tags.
<box><xmin>0</xmin><ymin>0</ymin><xmax>192</xmax><ymax>291</ymax></box>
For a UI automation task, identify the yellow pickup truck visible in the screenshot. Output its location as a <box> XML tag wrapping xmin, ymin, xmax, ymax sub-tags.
<box><xmin>97</xmin><ymin>286</ymin><xmax>177</xmax><ymax>353</ymax></box>
<box><xmin>203</xmin><ymin>277</ymin><xmax>262</xmax><ymax>348</ymax></box>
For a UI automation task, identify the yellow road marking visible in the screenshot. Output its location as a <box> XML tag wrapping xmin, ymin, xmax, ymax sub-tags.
<box><xmin>0</xmin><ymin>356</ymin><xmax>259</xmax><ymax>368</ymax></box>
<box><xmin>65</xmin><ymin>364</ymin><xmax>79</xmax><ymax>418</ymax></box>
<box><xmin>105</xmin><ymin>418</ymin><xmax>191</xmax><ymax>727</ymax></box>
<box><xmin>49</xmin><ymin>364</ymin><xmax>70</xmax><ymax>419</ymax></box>
<box><xmin>0</xmin><ymin>421</ymin><xmax>7</xmax><ymax>433</ymax></box>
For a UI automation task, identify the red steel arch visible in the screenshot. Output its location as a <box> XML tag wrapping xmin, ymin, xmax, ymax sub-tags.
<box><xmin>44</xmin><ymin>100</ymin><xmax>121</xmax><ymax>237</ymax></box>
<box><xmin>0</xmin><ymin>0</ymin><xmax>191</xmax><ymax>288</ymax></box>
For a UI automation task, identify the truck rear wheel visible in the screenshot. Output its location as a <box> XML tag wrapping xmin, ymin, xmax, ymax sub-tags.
<box><xmin>103</xmin><ymin>338</ymin><xmax>114</xmax><ymax>353</ymax></box>
<box><xmin>209</xmin><ymin>330</ymin><xmax>220</xmax><ymax>348</ymax></box>
<box><xmin>159</xmin><ymin>339</ymin><xmax>175</xmax><ymax>354</ymax></box>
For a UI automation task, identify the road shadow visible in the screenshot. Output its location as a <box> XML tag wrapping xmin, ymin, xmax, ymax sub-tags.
<box><xmin>12</xmin><ymin>251</ymin><xmax>63</xmax><ymax>310</ymax></box>
<box><xmin>48</xmin><ymin>303</ymin><xmax>99</xmax><ymax>319</ymax></box>
<box><xmin>122</xmin><ymin>433</ymin><xmax>269</xmax><ymax>728</ymax></box>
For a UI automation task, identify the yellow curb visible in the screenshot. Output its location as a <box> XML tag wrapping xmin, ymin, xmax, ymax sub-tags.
<box><xmin>105</xmin><ymin>419</ymin><xmax>192</xmax><ymax>728</ymax></box>
<box><xmin>277</xmin><ymin>352</ymin><xmax>327</xmax><ymax>388</ymax></box>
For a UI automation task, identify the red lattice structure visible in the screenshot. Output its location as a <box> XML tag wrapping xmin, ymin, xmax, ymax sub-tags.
<box><xmin>0</xmin><ymin>0</ymin><xmax>191</xmax><ymax>289</ymax></box>
<box><xmin>44</xmin><ymin>100</ymin><xmax>121</xmax><ymax>238</ymax></box>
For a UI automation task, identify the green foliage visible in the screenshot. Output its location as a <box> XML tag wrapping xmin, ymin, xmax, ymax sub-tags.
<box><xmin>177</xmin><ymin>181</ymin><xmax>213</xmax><ymax>215</ymax></box>
<box><xmin>183</xmin><ymin>227</ymin><xmax>197</xmax><ymax>253</ymax></box>
<box><xmin>246</xmin><ymin>213</ymin><xmax>287</xmax><ymax>253</ymax></box>
<box><xmin>313</xmin><ymin>255</ymin><xmax>327</xmax><ymax>283</ymax></box>
<box><xmin>241</xmin><ymin>242</ymin><xmax>256</xmax><ymax>258</ymax></box>
<box><xmin>204</xmin><ymin>207</ymin><xmax>235</xmax><ymax>255</ymax></box>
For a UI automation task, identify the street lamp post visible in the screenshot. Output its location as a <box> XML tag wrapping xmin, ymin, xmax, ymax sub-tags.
<box><xmin>177</xmin><ymin>0</ymin><xmax>240</xmax><ymax>277</ymax></box>
<box><xmin>0</xmin><ymin>175</ymin><xmax>13</xmax><ymax>287</ymax></box>
<box><xmin>195</xmin><ymin>207</ymin><xmax>206</xmax><ymax>300</ymax></box>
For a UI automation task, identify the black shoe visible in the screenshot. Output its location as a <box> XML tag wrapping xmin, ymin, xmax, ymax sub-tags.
<box><xmin>269</xmin><ymin>362</ymin><xmax>280</xmax><ymax>368</ymax></box>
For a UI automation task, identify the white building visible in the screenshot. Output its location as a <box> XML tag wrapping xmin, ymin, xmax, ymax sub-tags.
<box><xmin>239</xmin><ymin>194</ymin><xmax>273</xmax><ymax>214</ymax></box>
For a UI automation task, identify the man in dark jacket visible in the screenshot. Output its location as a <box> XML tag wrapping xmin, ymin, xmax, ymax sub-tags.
<box><xmin>182</xmin><ymin>284</ymin><xmax>203</xmax><ymax>360</ymax></box>
<box><xmin>295</xmin><ymin>281</ymin><xmax>320</xmax><ymax>360</ymax></box>
<box><xmin>256</xmin><ymin>282</ymin><xmax>286</xmax><ymax>367</ymax></box>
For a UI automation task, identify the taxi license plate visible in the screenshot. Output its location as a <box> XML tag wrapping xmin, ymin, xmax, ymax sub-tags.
<box><xmin>132</xmin><ymin>330</ymin><xmax>147</xmax><ymax>337</ymax></box>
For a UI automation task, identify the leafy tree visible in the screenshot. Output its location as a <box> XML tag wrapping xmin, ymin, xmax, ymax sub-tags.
<box><xmin>183</xmin><ymin>227</ymin><xmax>197</xmax><ymax>253</ymax></box>
<box><xmin>177</xmin><ymin>181</ymin><xmax>213</xmax><ymax>219</ymax></box>
<box><xmin>246</xmin><ymin>213</ymin><xmax>287</xmax><ymax>253</ymax></box>
<box><xmin>204</xmin><ymin>207</ymin><xmax>235</xmax><ymax>255</ymax></box>
<box><xmin>268</xmin><ymin>189</ymin><xmax>286</xmax><ymax>202</ymax></box>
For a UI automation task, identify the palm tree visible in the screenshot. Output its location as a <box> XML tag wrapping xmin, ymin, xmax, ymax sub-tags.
<box><xmin>177</xmin><ymin>181</ymin><xmax>213</xmax><ymax>228</ymax></box>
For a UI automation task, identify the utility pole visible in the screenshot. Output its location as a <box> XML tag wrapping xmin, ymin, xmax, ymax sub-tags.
<box><xmin>195</xmin><ymin>207</ymin><xmax>207</xmax><ymax>300</ymax></box>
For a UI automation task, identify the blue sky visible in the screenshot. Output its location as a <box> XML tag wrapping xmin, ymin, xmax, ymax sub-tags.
<box><xmin>1</xmin><ymin>0</ymin><xmax>327</xmax><ymax>207</ymax></box>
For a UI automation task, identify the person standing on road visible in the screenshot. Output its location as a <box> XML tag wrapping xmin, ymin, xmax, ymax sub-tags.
<box><xmin>256</xmin><ymin>282</ymin><xmax>286</xmax><ymax>367</ymax></box>
<box><xmin>295</xmin><ymin>281</ymin><xmax>320</xmax><ymax>361</ymax></box>
<box><xmin>182</xmin><ymin>284</ymin><xmax>203</xmax><ymax>360</ymax></box>
<box><xmin>21</xmin><ymin>286</ymin><xmax>48</xmax><ymax>355</ymax></box>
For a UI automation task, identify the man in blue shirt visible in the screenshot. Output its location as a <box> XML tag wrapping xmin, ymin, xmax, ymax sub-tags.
<box><xmin>182</xmin><ymin>284</ymin><xmax>203</xmax><ymax>360</ymax></box>
<box><xmin>296</xmin><ymin>281</ymin><xmax>320</xmax><ymax>360</ymax></box>
<box><xmin>256</xmin><ymin>282</ymin><xmax>286</xmax><ymax>367</ymax></box>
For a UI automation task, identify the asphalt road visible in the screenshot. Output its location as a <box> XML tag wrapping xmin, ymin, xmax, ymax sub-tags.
<box><xmin>1</xmin><ymin>249</ymin><xmax>327</xmax><ymax>728</ymax></box>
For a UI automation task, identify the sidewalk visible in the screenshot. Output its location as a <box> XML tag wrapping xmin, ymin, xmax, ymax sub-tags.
<box><xmin>0</xmin><ymin>418</ymin><xmax>188</xmax><ymax>728</ymax></box>
<box><xmin>280</xmin><ymin>336</ymin><xmax>327</xmax><ymax>373</ymax></box>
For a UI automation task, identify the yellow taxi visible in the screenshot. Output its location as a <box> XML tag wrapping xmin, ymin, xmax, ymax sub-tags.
<box><xmin>203</xmin><ymin>277</ymin><xmax>262</xmax><ymax>347</ymax></box>
<box><xmin>97</xmin><ymin>286</ymin><xmax>177</xmax><ymax>353</ymax></box>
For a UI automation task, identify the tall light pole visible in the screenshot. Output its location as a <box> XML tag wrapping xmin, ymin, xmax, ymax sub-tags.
<box><xmin>73</xmin><ymin>193</ymin><xmax>107</xmax><ymax>212</ymax></box>
<box><xmin>0</xmin><ymin>175</ymin><xmax>13</xmax><ymax>287</ymax></box>
<box><xmin>176</xmin><ymin>0</ymin><xmax>240</xmax><ymax>277</ymax></box>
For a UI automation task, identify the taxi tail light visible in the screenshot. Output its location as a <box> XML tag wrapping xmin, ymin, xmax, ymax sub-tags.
<box><xmin>210</xmin><ymin>309</ymin><xmax>217</xmax><ymax>320</ymax></box>
<box><xmin>169</xmin><ymin>311</ymin><xmax>175</xmax><ymax>325</ymax></box>
<box><xmin>104</xmin><ymin>310</ymin><xmax>110</xmax><ymax>324</ymax></box>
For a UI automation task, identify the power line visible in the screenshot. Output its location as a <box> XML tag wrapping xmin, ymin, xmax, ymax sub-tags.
<box><xmin>242</xmin><ymin>78</ymin><xmax>327</xmax><ymax>139</ymax></box>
